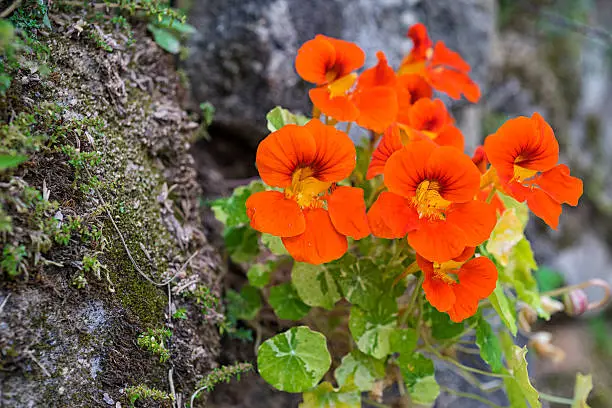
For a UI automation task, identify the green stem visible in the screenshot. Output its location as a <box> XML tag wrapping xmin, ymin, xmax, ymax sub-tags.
<box><xmin>539</xmin><ymin>391</ymin><xmax>575</xmax><ymax>405</ymax></box>
<box><xmin>441</xmin><ymin>387</ymin><xmax>505</xmax><ymax>408</ymax></box>
<box><xmin>423</xmin><ymin>339</ymin><xmax>510</xmax><ymax>379</ymax></box>
<box><xmin>363</xmin><ymin>398</ymin><xmax>390</xmax><ymax>408</ymax></box>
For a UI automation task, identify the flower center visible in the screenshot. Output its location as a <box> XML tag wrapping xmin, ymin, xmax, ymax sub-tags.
<box><xmin>512</xmin><ymin>157</ymin><xmax>539</xmax><ymax>183</ymax></box>
<box><xmin>413</xmin><ymin>180</ymin><xmax>451</xmax><ymax>220</ymax></box>
<box><xmin>432</xmin><ymin>260</ymin><xmax>462</xmax><ymax>285</ymax></box>
<box><xmin>327</xmin><ymin>73</ymin><xmax>357</xmax><ymax>98</ymax></box>
<box><xmin>285</xmin><ymin>167</ymin><xmax>330</xmax><ymax>208</ymax></box>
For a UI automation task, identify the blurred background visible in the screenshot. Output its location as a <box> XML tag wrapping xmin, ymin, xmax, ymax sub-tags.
<box><xmin>180</xmin><ymin>0</ymin><xmax>612</xmax><ymax>406</ymax></box>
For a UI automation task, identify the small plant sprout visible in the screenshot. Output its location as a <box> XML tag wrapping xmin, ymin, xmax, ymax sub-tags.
<box><xmin>137</xmin><ymin>328</ymin><xmax>172</xmax><ymax>363</ymax></box>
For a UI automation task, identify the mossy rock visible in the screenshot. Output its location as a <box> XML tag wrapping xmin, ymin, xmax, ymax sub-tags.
<box><xmin>0</xmin><ymin>6</ymin><xmax>220</xmax><ymax>407</ymax></box>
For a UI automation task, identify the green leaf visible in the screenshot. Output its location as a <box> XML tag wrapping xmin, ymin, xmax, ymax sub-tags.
<box><xmin>210</xmin><ymin>181</ymin><xmax>265</xmax><ymax>227</ymax></box>
<box><xmin>292</xmin><ymin>262</ymin><xmax>342</xmax><ymax>310</ymax></box>
<box><xmin>489</xmin><ymin>283</ymin><xmax>518</xmax><ymax>336</ymax></box>
<box><xmin>506</xmin><ymin>239</ymin><xmax>547</xmax><ymax>319</ymax></box>
<box><xmin>349</xmin><ymin>297</ymin><xmax>397</xmax><ymax>359</ymax></box>
<box><xmin>269</xmin><ymin>283</ymin><xmax>311</xmax><ymax>320</ymax></box>
<box><xmin>257</xmin><ymin>326</ymin><xmax>331</xmax><ymax>393</ymax></box>
<box><xmin>572</xmin><ymin>373</ymin><xmax>593</xmax><ymax>408</ymax></box>
<box><xmin>261</xmin><ymin>233</ymin><xmax>289</xmax><ymax>255</ymax></box>
<box><xmin>398</xmin><ymin>353</ymin><xmax>440</xmax><ymax>405</ymax></box>
<box><xmin>500</xmin><ymin>333</ymin><xmax>541</xmax><ymax>408</ymax></box>
<box><xmin>157</xmin><ymin>16</ymin><xmax>196</xmax><ymax>35</ymax></box>
<box><xmin>0</xmin><ymin>154</ymin><xmax>27</xmax><ymax>170</ymax></box>
<box><xmin>226</xmin><ymin>285</ymin><xmax>261</xmax><ymax>321</ymax></box>
<box><xmin>0</xmin><ymin>20</ymin><xmax>15</xmax><ymax>52</ymax></box>
<box><xmin>390</xmin><ymin>328</ymin><xmax>418</xmax><ymax>356</ymax></box>
<box><xmin>535</xmin><ymin>267</ymin><xmax>565</xmax><ymax>293</ymax></box>
<box><xmin>475</xmin><ymin>316</ymin><xmax>502</xmax><ymax>372</ymax></box>
<box><xmin>424</xmin><ymin>303</ymin><xmax>465</xmax><ymax>340</ymax></box>
<box><xmin>247</xmin><ymin>262</ymin><xmax>273</xmax><ymax>288</ymax></box>
<box><xmin>486</xmin><ymin>208</ymin><xmax>525</xmax><ymax>266</ymax></box>
<box><xmin>147</xmin><ymin>24</ymin><xmax>181</xmax><ymax>54</ymax></box>
<box><xmin>335</xmin><ymin>350</ymin><xmax>385</xmax><ymax>391</ymax></box>
<box><xmin>300</xmin><ymin>381</ymin><xmax>361</xmax><ymax>408</ymax></box>
<box><xmin>266</xmin><ymin>106</ymin><xmax>310</xmax><ymax>132</ymax></box>
<box><xmin>333</xmin><ymin>256</ymin><xmax>385</xmax><ymax>311</ymax></box>
<box><xmin>199</xmin><ymin>102</ymin><xmax>215</xmax><ymax>126</ymax></box>
<box><xmin>223</xmin><ymin>226</ymin><xmax>260</xmax><ymax>263</ymax></box>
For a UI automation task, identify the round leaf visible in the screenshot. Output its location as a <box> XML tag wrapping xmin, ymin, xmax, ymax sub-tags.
<box><xmin>258</xmin><ymin>326</ymin><xmax>331</xmax><ymax>392</ymax></box>
<box><xmin>269</xmin><ymin>283</ymin><xmax>311</xmax><ymax>320</ymax></box>
<box><xmin>292</xmin><ymin>262</ymin><xmax>341</xmax><ymax>310</ymax></box>
<box><xmin>348</xmin><ymin>298</ymin><xmax>397</xmax><ymax>359</ymax></box>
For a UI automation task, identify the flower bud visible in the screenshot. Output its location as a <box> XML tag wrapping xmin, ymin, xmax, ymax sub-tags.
<box><xmin>540</xmin><ymin>296</ymin><xmax>564</xmax><ymax>315</ymax></box>
<box><xmin>529</xmin><ymin>332</ymin><xmax>565</xmax><ymax>364</ymax></box>
<box><xmin>563</xmin><ymin>289</ymin><xmax>589</xmax><ymax>317</ymax></box>
<box><xmin>518</xmin><ymin>306</ymin><xmax>537</xmax><ymax>333</ymax></box>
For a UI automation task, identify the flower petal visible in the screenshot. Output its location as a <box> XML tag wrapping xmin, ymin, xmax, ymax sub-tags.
<box><xmin>357</xmin><ymin>51</ymin><xmax>396</xmax><ymax>89</ymax></box>
<box><xmin>447</xmin><ymin>292</ymin><xmax>479</xmax><ymax>323</ymax></box>
<box><xmin>434</xmin><ymin>125</ymin><xmax>465</xmax><ymax>151</ymax></box>
<box><xmin>367</xmin><ymin>191</ymin><xmax>418</xmax><ymax>239</ymax></box>
<box><xmin>538</xmin><ymin>164</ymin><xmax>583</xmax><ymax>206</ymax></box>
<box><xmin>282</xmin><ymin>208</ymin><xmax>348</xmax><ymax>264</ymax></box>
<box><xmin>418</xmin><ymin>255</ymin><xmax>456</xmax><ymax>312</ymax></box>
<box><xmin>246</xmin><ymin>191</ymin><xmax>306</xmax><ymax>237</ymax></box>
<box><xmin>295</xmin><ymin>35</ymin><xmax>337</xmax><ymax>84</ymax></box>
<box><xmin>446</xmin><ymin>200</ymin><xmax>497</xmax><ymax>247</ymax></box>
<box><xmin>366</xmin><ymin>124</ymin><xmax>404</xmax><ymax>180</ymax></box>
<box><xmin>305</xmin><ymin>119</ymin><xmax>356</xmax><ymax>182</ymax></box>
<box><xmin>309</xmin><ymin>87</ymin><xmax>359</xmax><ymax>122</ymax></box>
<box><xmin>408</xmin><ymin>98</ymin><xmax>452</xmax><ymax>134</ymax></box>
<box><xmin>328</xmin><ymin>186</ymin><xmax>370</xmax><ymax>240</ymax></box>
<box><xmin>484</xmin><ymin>113</ymin><xmax>559</xmax><ymax>182</ymax></box>
<box><xmin>353</xmin><ymin>86</ymin><xmax>399</xmax><ymax>134</ymax></box>
<box><xmin>325</xmin><ymin>36</ymin><xmax>366</xmax><ymax>76</ymax></box>
<box><xmin>256</xmin><ymin>125</ymin><xmax>317</xmax><ymax>187</ymax></box>
<box><xmin>431</xmin><ymin>42</ymin><xmax>471</xmax><ymax>73</ymax></box>
<box><xmin>456</xmin><ymin>256</ymin><xmax>498</xmax><ymax>301</ymax></box>
<box><xmin>408</xmin><ymin>219</ymin><xmax>466</xmax><ymax>262</ymax></box>
<box><xmin>526</xmin><ymin>189</ymin><xmax>562</xmax><ymax>230</ymax></box>
<box><xmin>426</xmin><ymin>146</ymin><xmax>481</xmax><ymax>202</ymax></box>
<box><xmin>384</xmin><ymin>141</ymin><xmax>437</xmax><ymax>198</ymax></box>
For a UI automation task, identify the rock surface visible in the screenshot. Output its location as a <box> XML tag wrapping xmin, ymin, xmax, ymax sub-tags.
<box><xmin>185</xmin><ymin>0</ymin><xmax>496</xmax><ymax>148</ymax></box>
<box><xmin>0</xmin><ymin>15</ymin><xmax>220</xmax><ymax>408</ymax></box>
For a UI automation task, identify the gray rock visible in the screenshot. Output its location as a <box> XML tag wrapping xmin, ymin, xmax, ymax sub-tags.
<box><xmin>185</xmin><ymin>0</ymin><xmax>496</xmax><ymax>147</ymax></box>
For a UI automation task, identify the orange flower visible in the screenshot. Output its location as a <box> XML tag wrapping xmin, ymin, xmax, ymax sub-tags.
<box><xmin>298</xmin><ymin>41</ymin><xmax>397</xmax><ymax>132</ymax></box>
<box><xmin>484</xmin><ymin>113</ymin><xmax>583</xmax><ymax>229</ymax></box>
<box><xmin>366</xmin><ymin>99</ymin><xmax>464</xmax><ymax>179</ymax></box>
<box><xmin>246</xmin><ymin>119</ymin><xmax>369</xmax><ymax>264</ymax></box>
<box><xmin>367</xmin><ymin>142</ymin><xmax>497</xmax><ymax>262</ymax></box>
<box><xmin>399</xmin><ymin>24</ymin><xmax>480</xmax><ymax>103</ymax></box>
<box><xmin>351</xmin><ymin>51</ymin><xmax>399</xmax><ymax>133</ymax></box>
<box><xmin>296</xmin><ymin>35</ymin><xmax>365</xmax><ymax>122</ymax></box>
<box><xmin>417</xmin><ymin>250</ymin><xmax>498</xmax><ymax>322</ymax></box>
<box><xmin>395</xmin><ymin>74</ymin><xmax>433</xmax><ymax>124</ymax></box>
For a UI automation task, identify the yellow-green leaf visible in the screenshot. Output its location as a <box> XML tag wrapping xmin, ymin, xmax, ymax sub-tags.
<box><xmin>486</xmin><ymin>208</ymin><xmax>525</xmax><ymax>266</ymax></box>
<box><xmin>489</xmin><ymin>284</ymin><xmax>518</xmax><ymax>336</ymax></box>
<box><xmin>300</xmin><ymin>381</ymin><xmax>360</xmax><ymax>408</ymax></box>
<box><xmin>572</xmin><ymin>373</ymin><xmax>593</xmax><ymax>408</ymax></box>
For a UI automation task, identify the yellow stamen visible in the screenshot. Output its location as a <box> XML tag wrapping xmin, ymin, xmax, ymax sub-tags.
<box><xmin>512</xmin><ymin>164</ymin><xmax>538</xmax><ymax>183</ymax></box>
<box><xmin>327</xmin><ymin>73</ymin><xmax>357</xmax><ymax>98</ymax></box>
<box><xmin>413</xmin><ymin>180</ymin><xmax>451</xmax><ymax>220</ymax></box>
<box><xmin>432</xmin><ymin>260</ymin><xmax>463</xmax><ymax>285</ymax></box>
<box><xmin>285</xmin><ymin>167</ymin><xmax>331</xmax><ymax>208</ymax></box>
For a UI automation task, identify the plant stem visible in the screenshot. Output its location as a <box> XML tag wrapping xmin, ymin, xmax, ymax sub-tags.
<box><xmin>539</xmin><ymin>391</ymin><xmax>575</xmax><ymax>405</ymax></box>
<box><xmin>363</xmin><ymin>398</ymin><xmax>390</xmax><ymax>408</ymax></box>
<box><xmin>441</xmin><ymin>386</ymin><xmax>505</xmax><ymax>408</ymax></box>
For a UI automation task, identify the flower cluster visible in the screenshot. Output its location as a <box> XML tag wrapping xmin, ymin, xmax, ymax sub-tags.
<box><xmin>245</xmin><ymin>24</ymin><xmax>583</xmax><ymax>323</ymax></box>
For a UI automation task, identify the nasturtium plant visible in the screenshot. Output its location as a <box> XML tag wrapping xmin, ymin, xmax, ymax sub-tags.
<box><xmin>257</xmin><ymin>326</ymin><xmax>331</xmax><ymax>393</ymax></box>
<box><xmin>209</xmin><ymin>21</ymin><xmax>603</xmax><ymax>408</ymax></box>
<box><xmin>268</xmin><ymin>283</ymin><xmax>311</xmax><ymax>320</ymax></box>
